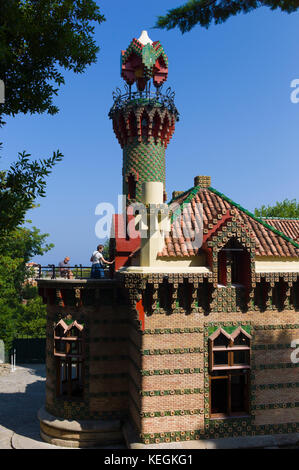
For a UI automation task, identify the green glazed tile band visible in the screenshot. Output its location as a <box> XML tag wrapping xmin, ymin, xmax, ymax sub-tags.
<box><xmin>123</xmin><ymin>137</ymin><xmax>165</xmax><ymax>202</ymax></box>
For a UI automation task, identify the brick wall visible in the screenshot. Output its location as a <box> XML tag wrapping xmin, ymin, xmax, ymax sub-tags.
<box><xmin>42</xmin><ymin>282</ymin><xmax>129</xmax><ymax>421</ymax></box>
<box><xmin>39</xmin><ymin>278</ymin><xmax>299</xmax><ymax>444</ymax></box>
<box><xmin>128</xmin><ymin>306</ymin><xmax>299</xmax><ymax>443</ymax></box>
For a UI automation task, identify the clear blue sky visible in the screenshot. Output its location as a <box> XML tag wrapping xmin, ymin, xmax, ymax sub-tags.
<box><xmin>1</xmin><ymin>1</ymin><xmax>299</xmax><ymax>265</ymax></box>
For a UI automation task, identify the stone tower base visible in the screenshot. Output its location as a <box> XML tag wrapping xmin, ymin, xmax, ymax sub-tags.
<box><xmin>38</xmin><ymin>407</ymin><xmax>124</xmax><ymax>448</ymax></box>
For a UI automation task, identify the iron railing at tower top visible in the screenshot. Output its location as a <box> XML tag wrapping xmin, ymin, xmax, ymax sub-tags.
<box><xmin>109</xmin><ymin>85</ymin><xmax>179</xmax><ymax>119</ymax></box>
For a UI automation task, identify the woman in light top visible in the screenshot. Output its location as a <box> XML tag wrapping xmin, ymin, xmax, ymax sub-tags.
<box><xmin>90</xmin><ymin>244</ymin><xmax>114</xmax><ymax>279</ymax></box>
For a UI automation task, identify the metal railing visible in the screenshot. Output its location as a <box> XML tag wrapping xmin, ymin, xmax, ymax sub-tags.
<box><xmin>109</xmin><ymin>85</ymin><xmax>179</xmax><ymax>119</ymax></box>
<box><xmin>29</xmin><ymin>265</ymin><xmax>111</xmax><ymax>280</ymax></box>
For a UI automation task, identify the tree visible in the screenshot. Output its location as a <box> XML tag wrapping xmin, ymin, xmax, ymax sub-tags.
<box><xmin>102</xmin><ymin>238</ymin><xmax>110</xmax><ymax>259</ymax></box>
<box><xmin>255</xmin><ymin>198</ymin><xmax>299</xmax><ymax>218</ymax></box>
<box><xmin>0</xmin><ymin>0</ymin><xmax>105</xmax><ymax>124</ymax></box>
<box><xmin>0</xmin><ymin>1</ymin><xmax>105</xmax><ymax>351</ymax></box>
<box><xmin>0</xmin><ymin>225</ymin><xmax>54</xmax><ymax>349</ymax></box>
<box><xmin>0</xmin><ymin>148</ymin><xmax>63</xmax><ymax>236</ymax></box>
<box><xmin>18</xmin><ymin>296</ymin><xmax>48</xmax><ymax>338</ymax></box>
<box><xmin>0</xmin><ymin>151</ymin><xmax>61</xmax><ymax>350</ymax></box>
<box><xmin>156</xmin><ymin>1</ymin><xmax>299</xmax><ymax>33</ymax></box>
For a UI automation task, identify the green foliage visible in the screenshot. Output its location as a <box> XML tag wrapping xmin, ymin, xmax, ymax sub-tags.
<box><xmin>0</xmin><ymin>228</ymin><xmax>51</xmax><ymax>350</ymax></box>
<box><xmin>102</xmin><ymin>238</ymin><xmax>110</xmax><ymax>259</ymax></box>
<box><xmin>156</xmin><ymin>1</ymin><xmax>299</xmax><ymax>33</ymax></box>
<box><xmin>0</xmin><ymin>0</ymin><xmax>105</xmax><ymax>124</ymax></box>
<box><xmin>0</xmin><ymin>294</ymin><xmax>47</xmax><ymax>351</ymax></box>
<box><xmin>254</xmin><ymin>198</ymin><xmax>299</xmax><ymax>218</ymax></box>
<box><xmin>0</xmin><ymin>150</ymin><xmax>60</xmax><ymax>352</ymax></box>
<box><xmin>22</xmin><ymin>284</ymin><xmax>39</xmax><ymax>300</ymax></box>
<box><xmin>18</xmin><ymin>297</ymin><xmax>47</xmax><ymax>338</ymax></box>
<box><xmin>0</xmin><ymin>1</ymin><xmax>106</xmax><ymax>353</ymax></box>
<box><xmin>0</xmin><ymin>225</ymin><xmax>54</xmax><ymax>260</ymax></box>
<box><xmin>0</xmin><ymin>255</ymin><xmax>25</xmax><ymax>349</ymax></box>
<box><xmin>0</xmin><ymin>148</ymin><xmax>63</xmax><ymax>236</ymax></box>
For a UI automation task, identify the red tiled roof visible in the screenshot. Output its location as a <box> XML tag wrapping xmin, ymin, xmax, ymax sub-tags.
<box><xmin>262</xmin><ymin>218</ymin><xmax>299</xmax><ymax>244</ymax></box>
<box><xmin>158</xmin><ymin>187</ymin><xmax>299</xmax><ymax>258</ymax></box>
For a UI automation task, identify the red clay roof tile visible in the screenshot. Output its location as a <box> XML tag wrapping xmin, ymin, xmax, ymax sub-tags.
<box><xmin>158</xmin><ymin>187</ymin><xmax>299</xmax><ymax>258</ymax></box>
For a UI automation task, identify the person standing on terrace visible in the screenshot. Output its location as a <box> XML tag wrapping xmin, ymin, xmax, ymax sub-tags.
<box><xmin>90</xmin><ymin>245</ymin><xmax>114</xmax><ymax>279</ymax></box>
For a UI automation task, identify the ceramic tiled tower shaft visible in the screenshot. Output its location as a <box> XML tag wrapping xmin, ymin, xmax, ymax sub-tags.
<box><xmin>109</xmin><ymin>31</ymin><xmax>179</xmax><ymax>205</ymax></box>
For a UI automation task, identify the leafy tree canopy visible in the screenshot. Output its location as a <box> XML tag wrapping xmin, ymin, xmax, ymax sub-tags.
<box><xmin>0</xmin><ymin>1</ymin><xmax>106</xmax><ymax>350</ymax></box>
<box><xmin>255</xmin><ymin>198</ymin><xmax>299</xmax><ymax>218</ymax></box>
<box><xmin>0</xmin><ymin>0</ymin><xmax>105</xmax><ymax>124</ymax></box>
<box><xmin>156</xmin><ymin>0</ymin><xmax>299</xmax><ymax>33</ymax></box>
<box><xmin>0</xmin><ymin>226</ymin><xmax>53</xmax><ymax>349</ymax></box>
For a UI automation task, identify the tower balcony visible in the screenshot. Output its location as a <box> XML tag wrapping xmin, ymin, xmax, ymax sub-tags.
<box><xmin>109</xmin><ymin>86</ymin><xmax>179</xmax><ymax>155</ymax></box>
<box><xmin>109</xmin><ymin>86</ymin><xmax>179</xmax><ymax>121</ymax></box>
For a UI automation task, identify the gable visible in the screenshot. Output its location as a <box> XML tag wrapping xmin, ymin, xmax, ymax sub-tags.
<box><xmin>158</xmin><ymin>186</ymin><xmax>299</xmax><ymax>259</ymax></box>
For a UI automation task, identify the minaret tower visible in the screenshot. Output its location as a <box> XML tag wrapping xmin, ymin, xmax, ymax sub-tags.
<box><xmin>109</xmin><ymin>30</ymin><xmax>179</xmax><ymax>205</ymax></box>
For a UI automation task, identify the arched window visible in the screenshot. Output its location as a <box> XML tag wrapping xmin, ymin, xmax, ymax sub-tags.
<box><xmin>209</xmin><ymin>327</ymin><xmax>251</xmax><ymax>418</ymax></box>
<box><xmin>54</xmin><ymin>319</ymin><xmax>84</xmax><ymax>399</ymax></box>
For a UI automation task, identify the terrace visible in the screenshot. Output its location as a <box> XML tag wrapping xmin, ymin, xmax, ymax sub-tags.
<box><xmin>28</xmin><ymin>265</ymin><xmax>112</xmax><ymax>281</ymax></box>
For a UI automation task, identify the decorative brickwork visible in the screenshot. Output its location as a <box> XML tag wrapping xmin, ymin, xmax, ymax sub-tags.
<box><xmin>121</xmin><ymin>36</ymin><xmax>168</xmax><ymax>91</ymax></box>
<box><xmin>123</xmin><ymin>137</ymin><xmax>166</xmax><ymax>203</ymax></box>
<box><xmin>38</xmin><ymin>275</ymin><xmax>299</xmax><ymax>445</ymax></box>
<box><xmin>109</xmin><ymin>35</ymin><xmax>179</xmax><ymax>207</ymax></box>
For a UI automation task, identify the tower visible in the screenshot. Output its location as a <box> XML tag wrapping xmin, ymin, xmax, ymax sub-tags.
<box><xmin>37</xmin><ymin>30</ymin><xmax>299</xmax><ymax>450</ymax></box>
<box><xmin>109</xmin><ymin>31</ymin><xmax>179</xmax><ymax>205</ymax></box>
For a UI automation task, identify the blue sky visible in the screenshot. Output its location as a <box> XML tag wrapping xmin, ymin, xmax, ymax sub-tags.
<box><xmin>1</xmin><ymin>1</ymin><xmax>299</xmax><ymax>265</ymax></box>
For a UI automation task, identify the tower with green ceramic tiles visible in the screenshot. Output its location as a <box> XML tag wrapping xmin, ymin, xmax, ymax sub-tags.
<box><xmin>109</xmin><ymin>31</ymin><xmax>179</xmax><ymax>205</ymax></box>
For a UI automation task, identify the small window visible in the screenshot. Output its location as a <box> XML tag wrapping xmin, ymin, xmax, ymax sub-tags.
<box><xmin>213</xmin><ymin>351</ymin><xmax>229</xmax><ymax>366</ymax></box>
<box><xmin>233</xmin><ymin>331</ymin><xmax>250</xmax><ymax>347</ymax></box>
<box><xmin>217</xmin><ymin>238</ymin><xmax>251</xmax><ymax>287</ymax></box>
<box><xmin>141</xmin><ymin>112</ymin><xmax>149</xmax><ymax>141</ymax></box>
<box><xmin>209</xmin><ymin>327</ymin><xmax>251</xmax><ymax>418</ymax></box>
<box><xmin>127</xmin><ymin>174</ymin><xmax>136</xmax><ymax>200</ymax></box>
<box><xmin>211</xmin><ymin>378</ymin><xmax>228</xmax><ymax>415</ymax></box>
<box><xmin>233</xmin><ymin>350</ymin><xmax>250</xmax><ymax>365</ymax></box>
<box><xmin>213</xmin><ymin>331</ymin><xmax>230</xmax><ymax>348</ymax></box>
<box><xmin>54</xmin><ymin>319</ymin><xmax>84</xmax><ymax>400</ymax></box>
<box><xmin>209</xmin><ymin>327</ymin><xmax>251</xmax><ymax>371</ymax></box>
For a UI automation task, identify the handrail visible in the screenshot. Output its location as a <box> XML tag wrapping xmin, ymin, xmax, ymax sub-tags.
<box><xmin>109</xmin><ymin>86</ymin><xmax>179</xmax><ymax>119</ymax></box>
<box><xmin>30</xmin><ymin>264</ymin><xmax>111</xmax><ymax>280</ymax></box>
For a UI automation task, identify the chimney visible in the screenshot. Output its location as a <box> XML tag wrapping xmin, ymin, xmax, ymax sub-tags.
<box><xmin>194</xmin><ymin>175</ymin><xmax>211</xmax><ymax>188</ymax></box>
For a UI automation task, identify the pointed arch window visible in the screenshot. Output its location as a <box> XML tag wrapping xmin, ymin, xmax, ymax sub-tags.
<box><xmin>54</xmin><ymin>319</ymin><xmax>84</xmax><ymax>399</ymax></box>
